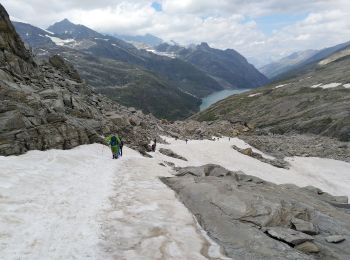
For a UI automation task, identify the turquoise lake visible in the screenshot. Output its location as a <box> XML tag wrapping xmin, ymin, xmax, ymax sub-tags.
<box><xmin>200</xmin><ymin>89</ymin><xmax>250</xmax><ymax>111</ymax></box>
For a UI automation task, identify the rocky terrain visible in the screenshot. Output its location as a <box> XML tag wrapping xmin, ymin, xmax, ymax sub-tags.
<box><xmin>162</xmin><ymin>164</ymin><xmax>350</xmax><ymax>260</ymax></box>
<box><xmin>240</xmin><ymin>133</ymin><xmax>350</xmax><ymax>163</ymax></box>
<box><xmin>193</xmin><ymin>49</ymin><xmax>350</xmax><ymax>143</ymax></box>
<box><xmin>0</xmin><ymin>5</ymin><xmax>165</xmax><ymax>156</ymax></box>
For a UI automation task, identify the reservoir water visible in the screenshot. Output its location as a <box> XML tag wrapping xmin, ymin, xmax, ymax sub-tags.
<box><xmin>200</xmin><ymin>89</ymin><xmax>250</xmax><ymax>111</ymax></box>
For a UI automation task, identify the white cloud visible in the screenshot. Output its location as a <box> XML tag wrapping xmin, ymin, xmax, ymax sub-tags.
<box><xmin>2</xmin><ymin>0</ymin><xmax>350</xmax><ymax>66</ymax></box>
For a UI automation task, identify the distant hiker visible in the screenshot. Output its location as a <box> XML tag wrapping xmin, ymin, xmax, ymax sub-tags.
<box><xmin>105</xmin><ymin>133</ymin><xmax>121</xmax><ymax>159</ymax></box>
<box><xmin>229</xmin><ymin>137</ymin><xmax>231</xmax><ymax>141</ymax></box>
<box><xmin>185</xmin><ymin>139</ymin><xmax>188</xmax><ymax>144</ymax></box>
<box><xmin>119</xmin><ymin>138</ymin><xmax>124</xmax><ymax>157</ymax></box>
<box><xmin>151</xmin><ymin>139</ymin><xmax>157</xmax><ymax>152</ymax></box>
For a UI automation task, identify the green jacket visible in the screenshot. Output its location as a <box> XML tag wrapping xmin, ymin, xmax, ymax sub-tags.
<box><xmin>105</xmin><ymin>135</ymin><xmax>121</xmax><ymax>147</ymax></box>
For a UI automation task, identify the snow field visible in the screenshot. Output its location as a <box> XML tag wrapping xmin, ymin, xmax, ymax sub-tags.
<box><xmin>0</xmin><ymin>144</ymin><xmax>227</xmax><ymax>260</ymax></box>
<box><xmin>156</xmin><ymin>137</ymin><xmax>350</xmax><ymax>199</ymax></box>
<box><xmin>1</xmin><ymin>136</ymin><xmax>349</xmax><ymax>259</ymax></box>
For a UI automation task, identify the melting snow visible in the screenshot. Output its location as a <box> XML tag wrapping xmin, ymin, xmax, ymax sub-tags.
<box><xmin>274</xmin><ymin>84</ymin><xmax>288</xmax><ymax>89</ymax></box>
<box><xmin>248</xmin><ymin>93</ymin><xmax>262</xmax><ymax>97</ymax></box>
<box><xmin>0</xmin><ymin>144</ymin><xmax>227</xmax><ymax>259</ymax></box>
<box><xmin>310</xmin><ymin>84</ymin><xmax>322</xmax><ymax>88</ymax></box>
<box><xmin>46</xmin><ymin>35</ymin><xmax>76</xmax><ymax>46</ymax></box>
<box><xmin>42</xmin><ymin>29</ymin><xmax>54</xmax><ymax>35</ymax></box>
<box><xmin>311</xmin><ymin>83</ymin><xmax>342</xmax><ymax>89</ymax></box>
<box><xmin>1</xmin><ymin>137</ymin><xmax>349</xmax><ymax>259</ymax></box>
<box><xmin>156</xmin><ymin>137</ymin><xmax>350</xmax><ymax>199</ymax></box>
<box><xmin>94</xmin><ymin>38</ymin><xmax>109</xmax><ymax>41</ymax></box>
<box><xmin>146</xmin><ymin>49</ymin><xmax>177</xmax><ymax>59</ymax></box>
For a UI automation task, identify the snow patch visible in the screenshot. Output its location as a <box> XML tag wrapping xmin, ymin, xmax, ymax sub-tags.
<box><xmin>274</xmin><ymin>84</ymin><xmax>288</xmax><ymax>89</ymax></box>
<box><xmin>156</xmin><ymin>137</ymin><xmax>350</xmax><ymax>199</ymax></box>
<box><xmin>310</xmin><ymin>84</ymin><xmax>322</xmax><ymax>88</ymax></box>
<box><xmin>146</xmin><ymin>49</ymin><xmax>177</xmax><ymax>59</ymax></box>
<box><xmin>311</xmin><ymin>83</ymin><xmax>342</xmax><ymax>89</ymax></box>
<box><xmin>343</xmin><ymin>83</ymin><xmax>350</xmax><ymax>89</ymax></box>
<box><xmin>248</xmin><ymin>93</ymin><xmax>262</xmax><ymax>97</ymax></box>
<box><xmin>46</xmin><ymin>35</ymin><xmax>76</xmax><ymax>46</ymax></box>
<box><xmin>42</xmin><ymin>29</ymin><xmax>54</xmax><ymax>35</ymax></box>
<box><xmin>0</xmin><ymin>144</ymin><xmax>226</xmax><ymax>259</ymax></box>
<box><xmin>319</xmin><ymin>83</ymin><xmax>342</xmax><ymax>89</ymax></box>
<box><xmin>94</xmin><ymin>38</ymin><xmax>109</xmax><ymax>41</ymax></box>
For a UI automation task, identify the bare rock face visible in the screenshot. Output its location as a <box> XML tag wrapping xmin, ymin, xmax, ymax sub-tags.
<box><xmin>0</xmin><ymin>4</ymin><xmax>34</xmax><ymax>74</ymax></box>
<box><xmin>49</xmin><ymin>55</ymin><xmax>82</xmax><ymax>83</ymax></box>
<box><xmin>162</xmin><ymin>164</ymin><xmax>350</xmax><ymax>259</ymax></box>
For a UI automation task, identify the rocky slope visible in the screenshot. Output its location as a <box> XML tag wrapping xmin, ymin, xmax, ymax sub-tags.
<box><xmin>259</xmin><ymin>49</ymin><xmax>318</xmax><ymax>79</ymax></box>
<box><xmin>162</xmin><ymin>164</ymin><xmax>350</xmax><ymax>260</ymax></box>
<box><xmin>115</xmin><ymin>33</ymin><xmax>163</xmax><ymax>47</ymax></box>
<box><xmin>155</xmin><ymin>42</ymin><xmax>268</xmax><ymax>89</ymax></box>
<box><xmin>193</xmin><ymin>49</ymin><xmax>350</xmax><ymax>142</ymax></box>
<box><xmin>0</xmin><ymin>4</ymin><xmax>164</xmax><ymax>156</ymax></box>
<box><xmin>13</xmin><ymin>20</ymin><xmax>221</xmax><ymax>119</ymax></box>
<box><xmin>269</xmin><ymin>41</ymin><xmax>350</xmax><ymax>81</ymax></box>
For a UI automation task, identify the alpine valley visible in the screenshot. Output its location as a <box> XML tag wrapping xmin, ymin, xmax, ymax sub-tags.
<box><xmin>1</xmin><ymin>3</ymin><xmax>350</xmax><ymax>260</ymax></box>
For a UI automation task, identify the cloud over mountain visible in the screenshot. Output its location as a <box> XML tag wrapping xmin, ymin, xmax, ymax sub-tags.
<box><xmin>3</xmin><ymin>0</ymin><xmax>350</xmax><ymax>66</ymax></box>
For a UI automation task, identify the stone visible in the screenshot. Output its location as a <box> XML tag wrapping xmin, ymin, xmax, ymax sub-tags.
<box><xmin>325</xmin><ymin>235</ymin><xmax>346</xmax><ymax>243</ymax></box>
<box><xmin>295</xmin><ymin>242</ymin><xmax>320</xmax><ymax>254</ymax></box>
<box><xmin>159</xmin><ymin>148</ymin><xmax>188</xmax><ymax>161</ymax></box>
<box><xmin>291</xmin><ymin>218</ymin><xmax>319</xmax><ymax>235</ymax></box>
<box><xmin>266</xmin><ymin>227</ymin><xmax>314</xmax><ymax>246</ymax></box>
<box><xmin>242</xmin><ymin>147</ymin><xmax>253</xmax><ymax>156</ymax></box>
<box><xmin>39</xmin><ymin>89</ymin><xmax>59</xmax><ymax>99</ymax></box>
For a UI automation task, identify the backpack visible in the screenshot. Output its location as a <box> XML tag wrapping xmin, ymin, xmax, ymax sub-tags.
<box><xmin>110</xmin><ymin>135</ymin><xmax>118</xmax><ymax>146</ymax></box>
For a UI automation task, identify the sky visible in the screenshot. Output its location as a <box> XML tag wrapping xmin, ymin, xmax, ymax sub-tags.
<box><xmin>2</xmin><ymin>0</ymin><xmax>350</xmax><ymax>66</ymax></box>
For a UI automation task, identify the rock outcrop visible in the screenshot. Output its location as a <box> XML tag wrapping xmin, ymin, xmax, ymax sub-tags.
<box><xmin>162</xmin><ymin>164</ymin><xmax>350</xmax><ymax>259</ymax></box>
<box><xmin>159</xmin><ymin>148</ymin><xmax>188</xmax><ymax>161</ymax></box>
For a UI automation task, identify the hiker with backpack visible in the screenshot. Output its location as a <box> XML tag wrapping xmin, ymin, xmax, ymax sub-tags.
<box><xmin>105</xmin><ymin>133</ymin><xmax>121</xmax><ymax>159</ymax></box>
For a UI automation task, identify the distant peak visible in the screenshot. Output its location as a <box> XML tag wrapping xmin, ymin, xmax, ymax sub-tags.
<box><xmin>59</xmin><ymin>18</ymin><xmax>74</xmax><ymax>25</ymax></box>
<box><xmin>199</xmin><ymin>42</ymin><xmax>210</xmax><ymax>49</ymax></box>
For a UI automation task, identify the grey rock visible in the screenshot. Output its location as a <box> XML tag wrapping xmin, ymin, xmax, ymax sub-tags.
<box><xmin>295</xmin><ymin>241</ymin><xmax>320</xmax><ymax>254</ymax></box>
<box><xmin>325</xmin><ymin>235</ymin><xmax>346</xmax><ymax>243</ymax></box>
<box><xmin>291</xmin><ymin>218</ymin><xmax>319</xmax><ymax>235</ymax></box>
<box><xmin>266</xmin><ymin>227</ymin><xmax>314</xmax><ymax>245</ymax></box>
<box><xmin>159</xmin><ymin>148</ymin><xmax>187</xmax><ymax>161</ymax></box>
<box><xmin>232</xmin><ymin>144</ymin><xmax>290</xmax><ymax>169</ymax></box>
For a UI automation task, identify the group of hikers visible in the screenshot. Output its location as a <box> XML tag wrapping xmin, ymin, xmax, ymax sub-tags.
<box><xmin>105</xmin><ymin>134</ymin><xmax>190</xmax><ymax>159</ymax></box>
<box><xmin>105</xmin><ymin>134</ymin><xmax>124</xmax><ymax>159</ymax></box>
